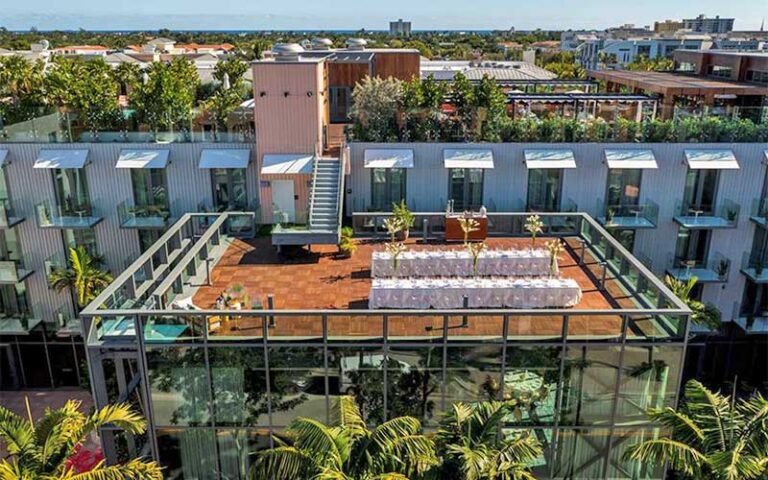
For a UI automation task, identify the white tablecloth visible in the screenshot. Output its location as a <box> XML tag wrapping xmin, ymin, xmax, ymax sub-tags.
<box><xmin>369</xmin><ymin>277</ymin><xmax>582</xmax><ymax>309</ymax></box>
<box><xmin>371</xmin><ymin>249</ymin><xmax>551</xmax><ymax>278</ymax></box>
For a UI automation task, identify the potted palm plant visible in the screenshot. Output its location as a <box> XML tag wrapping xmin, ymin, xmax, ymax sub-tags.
<box><xmin>391</xmin><ymin>200</ymin><xmax>415</xmax><ymax>240</ymax></box>
<box><xmin>338</xmin><ymin>226</ymin><xmax>357</xmax><ymax>258</ymax></box>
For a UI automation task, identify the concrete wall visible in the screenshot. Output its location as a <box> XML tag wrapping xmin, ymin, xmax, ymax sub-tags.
<box><xmin>0</xmin><ymin>142</ymin><xmax>255</xmax><ymax>325</ymax></box>
<box><xmin>347</xmin><ymin>141</ymin><xmax>768</xmax><ymax>319</ymax></box>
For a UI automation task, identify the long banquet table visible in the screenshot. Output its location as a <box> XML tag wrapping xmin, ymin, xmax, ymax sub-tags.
<box><xmin>369</xmin><ymin>277</ymin><xmax>582</xmax><ymax>309</ymax></box>
<box><xmin>371</xmin><ymin>249</ymin><xmax>551</xmax><ymax>278</ymax></box>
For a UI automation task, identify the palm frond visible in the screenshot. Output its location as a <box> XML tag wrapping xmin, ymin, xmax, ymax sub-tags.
<box><xmin>624</xmin><ymin>438</ymin><xmax>707</xmax><ymax>477</ymax></box>
<box><xmin>0</xmin><ymin>406</ymin><xmax>35</xmax><ymax>459</ymax></box>
<box><xmin>645</xmin><ymin>407</ymin><xmax>705</xmax><ymax>446</ymax></box>
<box><xmin>331</xmin><ymin>396</ymin><xmax>365</xmax><ymax>434</ymax></box>
<box><xmin>683</xmin><ymin>380</ymin><xmax>733</xmax><ymax>452</ymax></box>
<box><xmin>445</xmin><ymin>444</ymin><xmax>489</xmax><ymax>480</ymax></box>
<box><xmin>708</xmin><ymin>445</ymin><xmax>766</xmax><ymax>480</ymax></box>
<box><xmin>287</xmin><ymin>418</ymin><xmax>343</xmax><ymax>470</ymax></box>
<box><xmin>252</xmin><ymin>446</ymin><xmax>318</xmax><ymax>480</ymax></box>
<box><xmin>386</xmin><ymin>434</ymin><xmax>437</xmax><ymax>474</ymax></box>
<box><xmin>492</xmin><ymin>434</ymin><xmax>542</xmax><ymax>467</ymax></box>
<box><xmin>54</xmin><ymin>459</ymin><xmax>162</xmax><ymax>480</ymax></box>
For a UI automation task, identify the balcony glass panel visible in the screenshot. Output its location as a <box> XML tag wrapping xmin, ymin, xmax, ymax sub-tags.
<box><xmin>599</xmin><ymin>201</ymin><xmax>658</xmax><ymax>229</ymax></box>
<box><xmin>117</xmin><ymin>199</ymin><xmax>174</xmax><ymax>229</ymax></box>
<box><xmin>674</xmin><ymin>198</ymin><xmax>740</xmax><ymax>229</ymax></box>
<box><xmin>36</xmin><ymin>199</ymin><xmax>102</xmax><ymax>228</ymax></box>
<box><xmin>0</xmin><ymin>260</ymin><xmax>32</xmax><ymax>284</ymax></box>
<box><xmin>667</xmin><ymin>251</ymin><xmax>730</xmax><ymax>283</ymax></box>
<box><xmin>0</xmin><ymin>199</ymin><xmax>24</xmax><ymax>228</ymax></box>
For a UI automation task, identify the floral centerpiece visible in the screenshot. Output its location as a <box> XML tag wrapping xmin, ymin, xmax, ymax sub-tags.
<box><xmin>458</xmin><ymin>216</ymin><xmax>480</xmax><ymax>245</ymax></box>
<box><xmin>386</xmin><ymin>241</ymin><xmax>408</xmax><ymax>273</ymax></box>
<box><xmin>466</xmin><ymin>241</ymin><xmax>487</xmax><ymax>277</ymax></box>
<box><xmin>525</xmin><ymin>214</ymin><xmax>544</xmax><ymax>249</ymax></box>
<box><xmin>544</xmin><ymin>239</ymin><xmax>565</xmax><ymax>277</ymax></box>
<box><xmin>383</xmin><ymin>217</ymin><xmax>404</xmax><ymax>244</ymax></box>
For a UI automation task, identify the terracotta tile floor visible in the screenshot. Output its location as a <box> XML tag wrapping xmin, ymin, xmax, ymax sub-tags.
<box><xmin>192</xmin><ymin>237</ymin><xmax>637</xmax><ymax>339</ymax></box>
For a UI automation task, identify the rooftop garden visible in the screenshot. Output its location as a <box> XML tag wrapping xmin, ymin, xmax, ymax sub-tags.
<box><xmin>0</xmin><ymin>55</ymin><xmax>254</xmax><ymax>142</ymax></box>
<box><xmin>349</xmin><ymin>74</ymin><xmax>768</xmax><ymax>144</ymax></box>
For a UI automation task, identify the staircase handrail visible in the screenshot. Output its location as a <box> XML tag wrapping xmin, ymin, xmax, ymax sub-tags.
<box><xmin>335</xmin><ymin>144</ymin><xmax>347</xmax><ymax>241</ymax></box>
<box><xmin>308</xmin><ymin>153</ymin><xmax>321</xmax><ymax>227</ymax></box>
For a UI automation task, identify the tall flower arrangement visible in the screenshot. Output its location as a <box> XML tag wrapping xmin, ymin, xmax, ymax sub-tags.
<box><xmin>383</xmin><ymin>217</ymin><xmax>404</xmax><ymax>244</ymax></box>
<box><xmin>544</xmin><ymin>239</ymin><xmax>565</xmax><ymax>277</ymax></box>
<box><xmin>458</xmin><ymin>216</ymin><xmax>480</xmax><ymax>246</ymax></box>
<box><xmin>466</xmin><ymin>241</ymin><xmax>487</xmax><ymax>277</ymax></box>
<box><xmin>386</xmin><ymin>241</ymin><xmax>407</xmax><ymax>273</ymax></box>
<box><xmin>525</xmin><ymin>214</ymin><xmax>544</xmax><ymax>249</ymax></box>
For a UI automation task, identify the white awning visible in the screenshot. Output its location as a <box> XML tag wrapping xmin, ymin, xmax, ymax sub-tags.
<box><xmin>684</xmin><ymin>149</ymin><xmax>739</xmax><ymax>170</ymax></box>
<box><xmin>604</xmin><ymin>149</ymin><xmax>658</xmax><ymax>169</ymax></box>
<box><xmin>261</xmin><ymin>154</ymin><xmax>314</xmax><ymax>174</ymax></box>
<box><xmin>198</xmin><ymin>149</ymin><xmax>250</xmax><ymax>169</ymax></box>
<box><xmin>364</xmin><ymin>149</ymin><xmax>414</xmax><ymax>168</ymax></box>
<box><xmin>0</xmin><ymin>150</ymin><xmax>7</xmax><ymax>169</ymax></box>
<box><xmin>116</xmin><ymin>149</ymin><xmax>170</xmax><ymax>169</ymax></box>
<box><xmin>524</xmin><ymin>149</ymin><xmax>576</xmax><ymax>169</ymax></box>
<box><xmin>443</xmin><ymin>149</ymin><xmax>495</xmax><ymax>169</ymax></box>
<box><xmin>764</xmin><ymin>150</ymin><xmax>768</xmax><ymax>164</ymax></box>
<box><xmin>34</xmin><ymin>149</ymin><xmax>89</xmax><ymax>169</ymax></box>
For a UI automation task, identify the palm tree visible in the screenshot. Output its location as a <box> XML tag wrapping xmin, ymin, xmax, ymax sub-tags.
<box><xmin>664</xmin><ymin>275</ymin><xmax>721</xmax><ymax>330</ymax></box>
<box><xmin>0</xmin><ymin>399</ymin><xmax>162</xmax><ymax>480</ymax></box>
<box><xmin>252</xmin><ymin>396</ymin><xmax>437</xmax><ymax>479</ymax></box>
<box><xmin>624</xmin><ymin>380</ymin><xmax>768</xmax><ymax>480</ymax></box>
<box><xmin>433</xmin><ymin>402</ymin><xmax>542</xmax><ymax>480</ymax></box>
<box><xmin>48</xmin><ymin>246</ymin><xmax>112</xmax><ymax>309</ymax></box>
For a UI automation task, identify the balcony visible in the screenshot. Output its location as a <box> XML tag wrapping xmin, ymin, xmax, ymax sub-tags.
<box><xmin>35</xmin><ymin>199</ymin><xmax>103</xmax><ymax>229</ymax></box>
<box><xmin>666</xmin><ymin>252</ymin><xmax>731</xmax><ymax>283</ymax></box>
<box><xmin>739</xmin><ymin>252</ymin><xmax>768</xmax><ymax>284</ymax></box>
<box><xmin>673</xmin><ymin>199</ymin><xmax>740</xmax><ymax>229</ymax></box>
<box><xmin>118</xmin><ymin>200</ymin><xmax>175</xmax><ymax>229</ymax></box>
<box><xmin>748</xmin><ymin>198</ymin><xmax>768</xmax><ymax>228</ymax></box>
<box><xmin>0</xmin><ymin>199</ymin><xmax>24</xmax><ymax>228</ymax></box>
<box><xmin>44</xmin><ymin>252</ymin><xmax>66</xmax><ymax>287</ymax></box>
<box><xmin>0</xmin><ymin>259</ymin><xmax>33</xmax><ymax>284</ymax></box>
<box><xmin>597</xmin><ymin>201</ymin><xmax>659</xmax><ymax>229</ymax></box>
<box><xmin>0</xmin><ymin>302</ymin><xmax>41</xmax><ymax>335</ymax></box>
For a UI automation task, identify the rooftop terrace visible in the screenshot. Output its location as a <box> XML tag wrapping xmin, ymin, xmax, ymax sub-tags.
<box><xmin>82</xmin><ymin>212</ymin><xmax>690</xmax><ymax>345</ymax></box>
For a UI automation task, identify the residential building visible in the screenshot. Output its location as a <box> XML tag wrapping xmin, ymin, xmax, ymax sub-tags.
<box><xmin>589</xmin><ymin>50</ymin><xmax>768</xmax><ymax>119</ymax></box>
<box><xmin>683</xmin><ymin>14</ymin><xmax>735</xmax><ymax>34</ymax></box>
<box><xmin>389</xmin><ymin>18</ymin><xmax>412</xmax><ymax>37</ymax></box>
<box><xmin>654</xmin><ymin>20</ymin><xmax>684</xmax><ymax>35</ymax></box>
<box><xmin>0</xmin><ymin>44</ymin><xmax>767</xmax><ymax>480</ymax></box>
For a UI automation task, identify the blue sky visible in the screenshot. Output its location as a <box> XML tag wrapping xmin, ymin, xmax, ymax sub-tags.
<box><xmin>1</xmin><ymin>0</ymin><xmax>765</xmax><ymax>30</ymax></box>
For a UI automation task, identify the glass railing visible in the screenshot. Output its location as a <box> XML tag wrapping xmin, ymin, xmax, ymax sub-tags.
<box><xmin>0</xmin><ymin>198</ymin><xmax>24</xmax><ymax>228</ymax></box>
<box><xmin>749</xmin><ymin>198</ymin><xmax>768</xmax><ymax>227</ymax></box>
<box><xmin>667</xmin><ymin>251</ymin><xmax>730</xmax><ymax>283</ymax></box>
<box><xmin>673</xmin><ymin>199</ymin><xmax>740</xmax><ymax>229</ymax></box>
<box><xmin>0</xmin><ymin>258</ymin><xmax>32</xmax><ymax>284</ymax></box>
<box><xmin>35</xmin><ymin>199</ymin><xmax>102</xmax><ymax>228</ymax></box>
<box><xmin>0</xmin><ymin>107</ymin><xmax>255</xmax><ymax>144</ymax></box>
<box><xmin>54</xmin><ymin>306</ymin><xmax>81</xmax><ymax>336</ymax></box>
<box><xmin>740</xmin><ymin>251</ymin><xmax>768</xmax><ymax>283</ymax></box>
<box><xmin>117</xmin><ymin>199</ymin><xmax>174</xmax><ymax>229</ymax></box>
<box><xmin>598</xmin><ymin>201</ymin><xmax>659</xmax><ymax>229</ymax></box>
<box><xmin>44</xmin><ymin>252</ymin><xmax>67</xmax><ymax>287</ymax></box>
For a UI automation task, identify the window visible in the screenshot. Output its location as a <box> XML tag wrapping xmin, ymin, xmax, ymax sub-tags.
<box><xmin>62</xmin><ymin>228</ymin><xmax>98</xmax><ymax>258</ymax></box>
<box><xmin>211</xmin><ymin>169</ymin><xmax>247</xmax><ymax>212</ymax></box>
<box><xmin>371</xmin><ymin>168</ymin><xmax>406</xmax><ymax>211</ymax></box>
<box><xmin>746</xmin><ymin>70</ymin><xmax>768</xmax><ymax>85</ymax></box>
<box><xmin>131</xmin><ymin>169</ymin><xmax>168</xmax><ymax>210</ymax></box>
<box><xmin>674</xmin><ymin>228</ymin><xmax>710</xmax><ymax>268</ymax></box>
<box><xmin>0</xmin><ymin>229</ymin><xmax>21</xmax><ymax>262</ymax></box>
<box><xmin>0</xmin><ymin>283</ymin><xmax>30</xmax><ymax>317</ymax></box>
<box><xmin>605</xmin><ymin>169</ymin><xmax>642</xmax><ymax>211</ymax></box>
<box><xmin>53</xmin><ymin>168</ymin><xmax>92</xmax><ymax>215</ymax></box>
<box><xmin>329</xmin><ymin>86</ymin><xmax>351</xmax><ymax>123</ymax></box>
<box><xmin>448</xmin><ymin>168</ymin><xmax>483</xmax><ymax>211</ymax></box>
<box><xmin>682</xmin><ymin>169</ymin><xmax>719</xmax><ymax>215</ymax></box>
<box><xmin>527</xmin><ymin>169</ymin><xmax>562</xmax><ymax>212</ymax></box>
<box><xmin>741</xmin><ymin>281</ymin><xmax>768</xmax><ymax>317</ymax></box>
<box><xmin>707</xmin><ymin>65</ymin><xmax>733</xmax><ymax>79</ymax></box>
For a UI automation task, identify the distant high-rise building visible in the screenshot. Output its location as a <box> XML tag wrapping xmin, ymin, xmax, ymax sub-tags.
<box><xmin>389</xmin><ymin>18</ymin><xmax>412</xmax><ymax>37</ymax></box>
<box><xmin>683</xmin><ymin>14</ymin><xmax>735</xmax><ymax>34</ymax></box>
<box><xmin>654</xmin><ymin>19</ymin><xmax>684</xmax><ymax>35</ymax></box>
